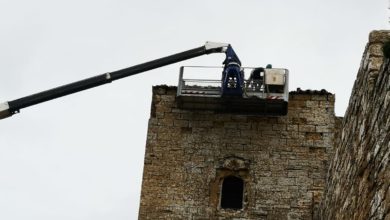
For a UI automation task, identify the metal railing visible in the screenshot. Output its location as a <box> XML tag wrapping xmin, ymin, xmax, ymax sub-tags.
<box><xmin>177</xmin><ymin>66</ymin><xmax>289</xmax><ymax>101</ymax></box>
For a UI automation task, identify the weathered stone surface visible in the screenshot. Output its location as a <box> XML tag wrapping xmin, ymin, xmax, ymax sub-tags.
<box><xmin>139</xmin><ymin>86</ymin><xmax>337</xmax><ymax>219</ymax></box>
<box><xmin>320</xmin><ymin>30</ymin><xmax>390</xmax><ymax>220</ymax></box>
<box><xmin>369</xmin><ymin>30</ymin><xmax>390</xmax><ymax>43</ymax></box>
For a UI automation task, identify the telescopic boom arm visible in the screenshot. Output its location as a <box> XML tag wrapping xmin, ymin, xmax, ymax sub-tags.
<box><xmin>0</xmin><ymin>42</ymin><xmax>233</xmax><ymax>120</ymax></box>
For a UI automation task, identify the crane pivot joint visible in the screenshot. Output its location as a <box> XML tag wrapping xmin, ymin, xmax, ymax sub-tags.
<box><xmin>204</xmin><ymin>41</ymin><xmax>229</xmax><ymax>53</ymax></box>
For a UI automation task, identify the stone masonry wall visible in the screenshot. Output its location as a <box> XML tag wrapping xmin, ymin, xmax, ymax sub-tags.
<box><xmin>139</xmin><ymin>87</ymin><xmax>337</xmax><ymax>219</ymax></box>
<box><xmin>321</xmin><ymin>30</ymin><xmax>390</xmax><ymax>219</ymax></box>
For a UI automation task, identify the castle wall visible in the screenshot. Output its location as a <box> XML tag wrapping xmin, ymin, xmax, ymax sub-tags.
<box><xmin>321</xmin><ymin>30</ymin><xmax>390</xmax><ymax>219</ymax></box>
<box><xmin>139</xmin><ymin>87</ymin><xmax>337</xmax><ymax>219</ymax></box>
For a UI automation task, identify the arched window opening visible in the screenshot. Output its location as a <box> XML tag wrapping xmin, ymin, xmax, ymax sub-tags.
<box><xmin>220</xmin><ymin>176</ymin><xmax>244</xmax><ymax>209</ymax></box>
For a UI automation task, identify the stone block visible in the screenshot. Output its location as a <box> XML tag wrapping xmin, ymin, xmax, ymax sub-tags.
<box><xmin>299</xmin><ymin>125</ymin><xmax>316</xmax><ymax>132</ymax></box>
<box><xmin>173</xmin><ymin>119</ymin><xmax>189</xmax><ymax>127</ymax></box>
<box><xmin>369</xmin><ymin>30</ymin><xmax>390</xmax><ymax>43</ymax></box>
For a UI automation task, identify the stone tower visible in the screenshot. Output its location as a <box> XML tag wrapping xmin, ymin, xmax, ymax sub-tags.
<box><xmin>321</xmin><ymin>30</ymin><xmax>390</xmax><ymax>220</ymax></box>
<box><xmin>139</xmin><ymin>86</ymin><xmax>338</xmax><ymax>219</ymax></box>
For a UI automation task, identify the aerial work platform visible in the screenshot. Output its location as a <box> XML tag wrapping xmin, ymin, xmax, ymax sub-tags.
<box><xmin>0</xmin><ymin>42</ymin><xmax>290</xmax><ymax>119</ymax></box>
<box><xmin>177</xmin><ymin>66</ymin><xmax>289</xmax><ymax>115</ymax></box>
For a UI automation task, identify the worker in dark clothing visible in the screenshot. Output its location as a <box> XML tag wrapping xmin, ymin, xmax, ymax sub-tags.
<box><xmin>248</xmin><ymin>67</ymin><xmax>264</xmax><ymax>91</ymax></box>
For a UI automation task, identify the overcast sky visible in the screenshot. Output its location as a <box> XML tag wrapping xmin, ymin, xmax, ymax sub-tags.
<box><xmin>0</xmin><ymin>0</ymin><xmax>387</xmax><ymax>219</ymax></box>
